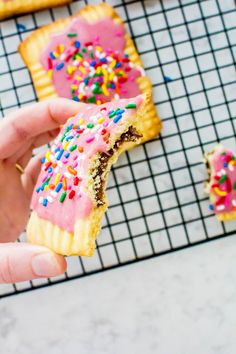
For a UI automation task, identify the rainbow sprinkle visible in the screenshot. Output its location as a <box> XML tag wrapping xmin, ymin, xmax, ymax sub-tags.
<box><xmin>208</xmin><ymin>148</ymin><xmax>236</xmax><ymax>214</ymax></box>
<box><xmin>45</xmin><ymin>35</ymin><xmax>143</xmax><ymax>104</ymax></box>
<box><xmin>35</xmin><ymin>102</ymin><xmax>138</xmax><ymax>208</ymax></box>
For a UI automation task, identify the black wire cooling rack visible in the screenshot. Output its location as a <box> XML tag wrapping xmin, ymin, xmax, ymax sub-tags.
<box><xmin>0</xmin><ymin>0</ymin><xmax>235</xmax><ymax>298</ymax></box>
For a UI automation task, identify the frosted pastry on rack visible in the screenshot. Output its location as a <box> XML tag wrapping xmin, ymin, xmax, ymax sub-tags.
<box><xmin>19</xmin><ymin>3</ymin><xmax>161</xmax><ymax>143</ymax></box>
<box><xmin>0</xmin><ymin>0</ymin><xmax>71</xmax><ymax>20</ymax></box>
<box><xmin>27</xmin><ymin>94</ymin><xmax>150</xmax><ymax>256</ymax></box>
<box><xmin>204</xmin><ymin>145</ymin><xmax>236</xmax><ymax>221</ymax></box>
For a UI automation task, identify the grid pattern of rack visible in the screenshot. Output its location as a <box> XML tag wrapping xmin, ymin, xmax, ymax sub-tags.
<box><xmin>0</xmin><ymin>0</ymin><xmax>235</xmax><ymax>298</ymax></box>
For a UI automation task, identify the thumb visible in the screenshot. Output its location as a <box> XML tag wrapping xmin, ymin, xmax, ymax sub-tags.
<box><xmin>0</xmin><ymin>243</ymin><xmax>67</xmax><ymax>283</ymax></box>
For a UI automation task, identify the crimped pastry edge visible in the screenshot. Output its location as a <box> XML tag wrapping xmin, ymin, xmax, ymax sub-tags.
<box><xmin>18</xmin><ymin>2</ymin><xmax>161</xmax><ymax>143</ymax></box>
<box><xmin>0</xmin><ymin>0</ymin><xmax>71</xmax><ymax>20</ymax></box>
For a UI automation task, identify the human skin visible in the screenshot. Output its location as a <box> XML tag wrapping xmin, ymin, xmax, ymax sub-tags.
<box><xmin>0</xmin><ymin>98</ymin><xmax>84</xmax><ymax>283</ymax></box>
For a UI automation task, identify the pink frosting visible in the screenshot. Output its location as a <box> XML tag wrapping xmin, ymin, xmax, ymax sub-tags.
<box><xmin>31</xmin><ymin>95</ymin><xmax>143</xmax><ymax>232</ymax></box>
<box><xmin>40</xmin><ymin>18</ymin><xmax>143</xmax><ymax>103</ymax></box>
<box><xmin>209</xmin><ymin>147</ymin><xmax>236</xmax><ymax>214</ymax></box>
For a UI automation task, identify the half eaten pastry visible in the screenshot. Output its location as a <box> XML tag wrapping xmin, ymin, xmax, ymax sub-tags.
<box><xmin>27</xmin><ymin>94</ymin><xmax>149</xmax><ymax>256</ymax></box>
<box><xmin>204</xmin><ymin>145</ymin><xmax>236</xmax><ymax>221</ymax></box>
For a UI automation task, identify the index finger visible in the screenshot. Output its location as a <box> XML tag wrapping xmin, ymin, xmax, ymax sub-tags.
<box><xmin>0</xmin><ymin>98</ymin><xmax>85</xmax><ymax>159</ymax></box>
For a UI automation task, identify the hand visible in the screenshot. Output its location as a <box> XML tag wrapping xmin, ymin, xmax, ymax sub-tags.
<box><xmin>0</xmin><ymin>98</ymin><xmax>84</xmax><ymax>283</ymax></box>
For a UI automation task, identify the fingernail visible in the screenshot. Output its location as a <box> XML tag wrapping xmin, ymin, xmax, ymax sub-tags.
<box><xmin>31</xmin><ymin>253</ymin><xmax>63</xmax><ymax>277</ymax></box>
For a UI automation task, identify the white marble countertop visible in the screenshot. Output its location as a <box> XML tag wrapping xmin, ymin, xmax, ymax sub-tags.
<box><xmin>0</xmin><ymin>236</ymin><xmax>235</xmax><ymax>354</ymax></box>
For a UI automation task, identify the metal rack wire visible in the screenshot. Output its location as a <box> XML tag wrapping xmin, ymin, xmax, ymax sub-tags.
<box><xmin>0</xmin><ymin>0</ymin><xmax>235</xmax><ymax>298</ymax></box>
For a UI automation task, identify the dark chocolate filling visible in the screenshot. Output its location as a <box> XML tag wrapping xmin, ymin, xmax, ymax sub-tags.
<box><xmin>204</xmin><ymin>152</ymin><xmax>213</xmax><ymax>184</ymax></box>
<box><xmin>92</xmin><ymin>126</ymin><xmax>142</xmax><ymax>205</ymax></box>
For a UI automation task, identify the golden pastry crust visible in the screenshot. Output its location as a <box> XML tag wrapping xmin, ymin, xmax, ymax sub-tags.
<box><xmin>0</xmin><ymin>0</ymin><xmax>71</xmax><ymax>20</ymax></box>
<box><xmin>216</xmin><ymin>211</ymin><xmax>236</xmax><ymax>221</ymax></box>
<box><xmin>27</xmin><ymin>94</ymin><xmax>149</xmax><ymax>256</ymax></box>
<box><xmin>19</xmin><ymin>3</ymin><xmax>161</xmax><ymax>143</ymax></box>
<box><xmin>204</xmin><ymin>145</ymin><xmax>236</xmax><ymax>222</ymax></box>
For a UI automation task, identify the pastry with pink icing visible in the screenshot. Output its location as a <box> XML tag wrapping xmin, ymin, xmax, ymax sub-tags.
<box><xmin>0</xmin><ymin>0</ymin><xmax>71</xmax><ymax>20</ymax></box>
<box><xmin>27</xmin><ymin>94</ymin><xmax>149</xmax><ymax>256</ymax></box>
<box><xmin>205</xmin><ymin>145</ymin><xmax>236</xmax><ymax>221</ymax></box>
<box><xmin>19</xmin><ymin>3</ymin><xmax>161</xmax><ymax>143</ymax></box>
